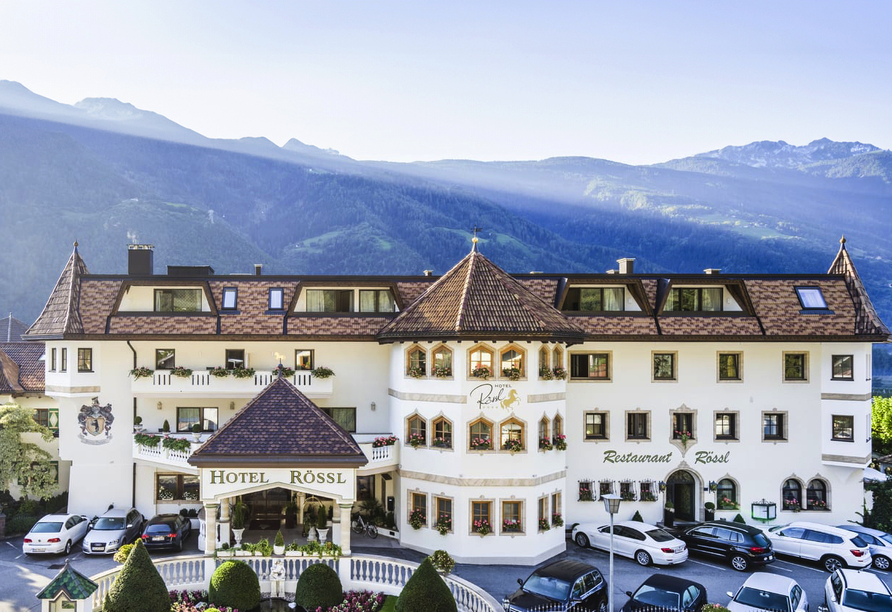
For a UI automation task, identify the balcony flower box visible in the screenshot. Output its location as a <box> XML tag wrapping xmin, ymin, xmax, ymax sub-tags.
<box><xmin>432</xmin><ymin>366</ymin><xmax>452</xmax><ymax>378</ymax></box>
<box><xmin>432</xmin><ymin>437</ymin><xmax>451</xmax><ymax>449</ymax></box>
<box><xmin>408</xmin><ymin>509</ymin><xmax>426</xmax><ymax>530</ymax></box>
<box><xmin>232</xmin><ymin>367</ymin><xmax>255</xmax><ymax>379</ymax></box>
<box><xmin>272</xmin><ymin>364</ymin><xmax>295</xmax><ymax>378</ymax></box>
<box><xmin>473</xmin><ymin>519</ymin><xmax>492</xmax><ymax>536</ymax></box>
<box><xmin>502</xmin><ymin>519</ymin><xmax>522</xmax><ymax>533</ymax></box>
<box><xmin>502</xmin><ymin>367</ymin><xmax>522</xmax><ymax>381</ymax></box>
<box><xmin>552</xmin><ymin>367</ymin><xmax>567</xmax><ymax>380</ymax></box>
<box><xmin>538</xmin><ymin>519</ymin><xmax>551</xmax><ymax>532</ymax></box>
<box><xmin>372</xmin><ymin>435</ymin><xmax>398</xmax><ymax>448</ymax></box>
<box><xmin>469</xmin><ymin>438</ymin><xmax>492</xmax><ymax>451</ymax></box>
<box><xmin>312</xmin><ymin>366</ymin><xmax>334</xmax><ymax>379</ymax></box>
<box><xmin>503</xmin><ymin>439</ymin><xmax>523</xmax><ymax>453</ymax></box>
<box><xmin>553</xmin><ymin>434</ymin><xmax>567</xmax><ymax>451</ymax></box>
<box><xmin>407</xmin><ymin>433</ymin><xmax>426</xmax><ymax>448</ymax></box>
<box><xmin>471</xmin><ymin>366</ymin><xmax>491</xmax><ymax>380</ymax></box>
<box><xmin>129</xmin><ymin>367</ymin><xmax>154</xmax><ymax>379</ymax></box>
<box><xmin>539</xmin><ymin>437</ymin><xmax>553</xmax><ymax>451</ymax></box>
<box><xmin>539</xmin><ymin>366</ymin><xmax>554</xmax><ymax>381</ymax></box>
<box><xmin>134</xmin><ymin>433</ymin><xmax>161</xmax><ymax>448</ymax></box>
<box><xmin>210</xmin><ymin>367</ymin><xmax>230</xmax><ymax>378</ymax></box>
<box><xmin>162</xmin><ymin>436</ymin><xmax>192</xmax><ymax>453</ymax></box>
<box><xmin>551</xmin><ymin>513</ymin><xmax>564</xmax><ymax>527</ymax></box>
<box><xmin>170</xmin><ymin>366</ymin><xmax>192</xmax><ymax>378</ymax></box>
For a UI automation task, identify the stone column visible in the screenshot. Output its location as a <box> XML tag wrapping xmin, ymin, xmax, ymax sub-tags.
<box><xmin>298</xmin><ymin>492</ymin><xmax>305</xmax><ymax>526</ymax></box>
<box><xmin>219</xmin><ymin>497</ymin><xmax>230</xmax><ymax>546</ymax></box>
<box><xmin>338</xmin><ymin>503</ymin><xmax>353</xmax><ymax>556</ymax></box>
<box><xmin>204</xmin><ymin>503</ymin><xmax>218</xmax><ymax>555</ymax></box>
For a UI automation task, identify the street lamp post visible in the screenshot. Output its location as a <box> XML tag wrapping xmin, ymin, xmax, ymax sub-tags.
<box><xmin>602</xmin><ymin>494</ymin><xmax>622</xmax><ymax>612</ymax></box>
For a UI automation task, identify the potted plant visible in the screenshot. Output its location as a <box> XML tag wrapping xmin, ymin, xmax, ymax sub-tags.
<box><xmin>538</xmin><ymin>518</ymin><xmax>551</xmax><ymax>531</ymax></box>
<box><xmin>210</xmin><ymin>366</ymin><xmax>230</xmax><ymax>378</ymax></box>
<box><xmin>664</xmin><ymin>501</ymin><xmax>675</xmax><ymax>527</ymax></box>
<box><xmin>502</xmin><ymin>518</ymin><xmax>522</xmax><ymax>533</ymax></box>
<box><xmin>255</xmin><ymin>537</ymin><xmax>272</xmax><ymax>556</ymax></box>
<box><xmin>235</xmin><ymin>543</ymin><xmax>252</xmax><ymax>557</ymax></box>
<box><xmin>231</xmin><ymin>500</ymin><xmax>247</xmax><ymax>545</ymax></box>
<box><xmin>539</xmin><ymin>437</ymin><xmax>553</xmax><ymax>451</ymax></box>
<box><xmin>129</xmin><ymin>366</ymin><xmax>154</xmax><ymax>379</ymax></box>
<box><xmin>409</xmin><ymin>509</ymin><xmax>426</xmax><ymax>530</ymax></box>
<box><xmin>539</xmin><ymin>366</ymin><xmax>554</xmax><ymax>380</ymax></box>
<box><xmin>162</xmin><ymin>419</ymin><xmax>170</xmax><ymax>433</ymax></box>
<box><xmin>435</xmin><ymin>515</ymin><xmax>451</xmax><ymax>535</ymax></box>
<box><xmin>551</xmin><ymin>512</ymin><xmax>564</xmax><ymax>527</ymax></box>
<box><xmin>316</xmin><ymin>508</ymin><xmax>330</xmax><ymax>543</ymax></box>
<box><xmin>171</xmin><ymin>366</ymin><xmax>192</xmax><ymax>378</ymax></box>
<box><xmin>407</xmin><ymin>433</ymin><xmax>425</xmax><ymax>448</ymax></box>
<box><xmin>469</xmin><ymin>437</ymin><xmax>492</xmax><ymax>451</ymax></box>
<box><xmin>133</xmin><ymin>416</ymin><xmax>143</xmax><ymax>433</ymax></box>
<box><xmin>471</xmin><ymin>365</ymin><xmax>491</xmax><ymax>380</ymax></box>
<box><xmin>406</xmin><ymin>366</ymin><xmax>424</xmax><ymax>379</ymax></box>
<box><xmin>552</xmin><ymin>434</ymin><xmax>567</xmax><ymax>450</ymax></box>
<box><xmin>503</xmin><ymin>438</ymin><xmax>523</xmax><ymax>453</ymax></box>
<box><xmin>552</xmin><ymin>367</ymin><xmax>567</xmax><ymax>380</ymax></box>
<box><xmin>311</xmin><ymin>366</ymin><xmax>334</xmax><ymax>379</ymax></box>
<box><xmin>473</xmin><ymin>518</ymin><xmax>492</xmax><ymax>535</ymax></box>
<box><xmin>191</xmin><ymin>422</ymin><xmax>202</xmax><ymax>442</ymax></box>
<box><xmin>502</xmin><ymin>366</ymin><xmax>522</xmax><ymax>381</ymax></box>
<box><xmin>273</xmin><ymin>530</ymin><xmax>285</xmax><ymax>555</ymax></box>
<box><xmin>217</xmin><ymin>542</ymin><xmax>233</xmax><ymax>557</ymax></box>
<box><xmin>285</xmin><ymin>541</ymin><xmax>302</xmax><ymax>557</ymax></box>
<box><xmin>704</xmin><ymin>501</ymin><xmax>716</xmax><ymax>521</ymax></box>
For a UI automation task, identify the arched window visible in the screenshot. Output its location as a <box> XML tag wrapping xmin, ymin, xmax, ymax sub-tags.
<box><xmin>539</xmin><ymin>417</ymin><xmax>550</xmax><ymax>448</ymax></box>
<box><xmin>553</xmin><ymin>414</ymin><xmax>564</xmax><ymax>437</ymax></box>
<box><xmin>782</xmin><ymin>479</ymin><xmax>802</xmax><ymax>510</ymax></box>
<box><xmin>407</xmin><ymin>346</ymin><xmax>426</xmax><ymax>377</ymax></box>
<box><xmin>552</xmin><ymin>346</ymin><xmax>564</xmax><ymax>369</ymax></box>
<box><xmin>469</xmin><ymin>345</ymin><xmax>494</xmax><ymax>379</ymax></box>
<box><xmin>500</xmin><ymin>346</ymin><xmax>525</xmax><ymax>379</ymax></box>
<box><xmin>469</xmin><ymin>418</ymin><xmax>493</xmax><ymax>450</ymax></box>
<box><xmin>500</xmin><ymin>418</ymin><xmax>525</xmax><ymax>451</ymax></box>
<box><xmin>716</xmin><ymin>479</ymin><xmax>737</xmax><ymax>509</ymax></box>
<box><xmin>406</xmin><ymin>415</ymin><xmax>426</xmax><ymax>446</ymax></box>
<box><xmin>539</xmin><ymin>346</ymin><xmax>550</xmax><ymax>373</ymax></box>
<box><xmin>432</xmin><ymin>416</ymin><xmax>452</xmax><ymax>449</ymax></box>
<box><xmin>806</xmin><ymin>479</ymin><xmax>828</xmax><ymax>510</ymax></box>
<box><xmin>431</xmin><ymin>345</ymin><xmax>453</xmax><ymax>378</ymax></box>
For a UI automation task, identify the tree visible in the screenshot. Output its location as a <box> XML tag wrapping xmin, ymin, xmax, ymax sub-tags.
<box><xmin>102</xmin><ymin>539</ymin><xmax>169</xmax><ymax>612</ymax></box>
<box><xmin>0</xmin><ymin>403</ymin><xmax>56</xmax><ymax>499</ymax></box>
<box><xmin>872</xmin><ymin>397</ymin><xmax>892</xmax><ymax>456</ymax></box>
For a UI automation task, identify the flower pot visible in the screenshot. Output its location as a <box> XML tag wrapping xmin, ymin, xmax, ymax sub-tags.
<box><xmin>193</xmin><ymin>433</ymin><xmax>202</xmax><ymax>443</ymax></box>
<box><xmin>235</xmin><ymin>551</ymin><xmax>251</xmax><ymax>557</ymax></box>
<box><xmin>307</xmin><ymin>527</ymin><xmax>317</xmax><ymax>542</ymax></box>
<box><xmin>273</xmin><ymin>545</ymin><xmax>285</xmax><ymax>555</ymax></box>
<box><xmin>663</xmin><ymin>508</ymin><xmax>675</xmax><ymax>528</ymax></box>
<box><xmin>317</xmin><ymin>528</ymin><xmax>329</xmax><ymax>543</ymax></box>
<box><xmin>254</xmin><ymin>551</ymin><xmax>264</xmax><ymax>556</ymax></box>
<box><xmin>232</xmin><ymin>528</ymin><xmax>245</xmax><ymax>545</ymax></box>
<box><xmin>217</xmin><ymin>550</ymin><xmax>233</xmax><ymax>557</ymax></box>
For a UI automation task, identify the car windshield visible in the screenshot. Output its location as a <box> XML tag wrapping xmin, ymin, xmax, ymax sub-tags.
<box><xmin>646</xmin><ymin>528</ymin><xmax>675</xmax><ymax>543</ymax></box>
<box><xmin>632</xmin><ymin>585</ymin><xmax>680</xmax><ymax>608</ymax></box>
<box><xmin>93</xmin><ymin>517</ymin><xmax>125</xmax><ymax>530</ymax></box>
<box><xmin>30</xmin><ymin>522</ymin><xmax>63</xmax><ymax>533</ymax></box>
<box><xmin>734</xmin><ymin>587</ymin><xmax>789</xmax><ymax>611</ymax></box>
<box><xmin>146</xmin><ymin>524</ymin><xmax>173</xmax><ymax>534</ymax></box>
<box><xmin>843</xmin><ymin>589</ymin><xmax>892</xmax><ymax>612</ymax></box>
<box><xmin>523</xmin><ymin>574</ymin><xmax>571</xmax><ymax>601</ymax></box>
<box><xmin>752</xmin><ymin>533</ymin><xmax>770</xmax><ymax>547</ymax></box>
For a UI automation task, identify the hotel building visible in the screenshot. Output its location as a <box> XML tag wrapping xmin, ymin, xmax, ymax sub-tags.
<box><xmin>24</xmin><ymin>238</ymin><xmax>888</xmax><ymax>564</ymax></box>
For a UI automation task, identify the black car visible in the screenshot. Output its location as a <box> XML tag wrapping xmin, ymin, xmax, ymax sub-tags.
<box><xmin>141</xmin><ymin>514</ymin><xmax>192</xmax><ymax>551</ymax></box>
<box><xmin>622</xmin><ymin>574</ymin><xmax>707</xmax><ymax>612</ymax></box>
<box><xmin>676</xmin><ymin>521</ymin><xmax>774</xmax><ymax>571</ymax></box>
<box><xmin>504</xmin><ymin>559</ymin><xmax>608</xmax><ymax>612</ymax></box>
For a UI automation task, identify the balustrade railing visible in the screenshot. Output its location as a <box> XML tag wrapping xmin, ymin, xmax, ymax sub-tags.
<box><xmin>133</xmin><ymin>370</ymin><xmax>332</xmax><ymax>396</ymax></box>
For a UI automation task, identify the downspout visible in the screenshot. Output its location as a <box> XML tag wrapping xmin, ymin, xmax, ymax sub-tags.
<box><xmin>127</xmin><ymin>341</ymin><xmax>138</xmax><ymax>509</ymax></box>
<box><xmin>126</xmin><ymin>340</ymin><xmax>137</xmax><ymax>369</ymax></box>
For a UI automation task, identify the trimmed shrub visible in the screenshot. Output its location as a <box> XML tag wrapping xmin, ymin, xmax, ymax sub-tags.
<box><xmin>733</xmin><ymin>513</ymin><xmax>746</xmax><ymax>524</ymax></box>
<box><xmin>631</xmin><ymin>511</ymin><xmax>644</xmax><ymax>522</ymax></box>
<box><xmin>102</xmin><ymin>539</ymin><xmax>169</xmax><ymax>612</ymax></box>
<box><xmin>209</xmin><ymin>560</ymin><xmax>261</xmax><ymax>611</ymax></box>
<box><xmin>113</xmin><ymin>543</ymin><xmax>134</xmax><ymax>564</ymax></box>
<box><xmin>7</xmin><ymin>514</ymin><xmax>39</xmax><ymax>535</ymax></box>
<box><xmin>275</xmin><ymin>529</ymin><xmax>285</xmax><ymax>547</ymax></box>
<box><xmin>295</xmin><ymin>562</ymin><xmax>343</xmax><ymax>610</ymax></box>
<box><xmin>396</xmin><ymin>557</ymin><xmax>456</xmax><ymax>612</ymax></box>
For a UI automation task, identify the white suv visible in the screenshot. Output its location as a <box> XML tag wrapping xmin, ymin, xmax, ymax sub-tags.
<box><xmin>768</xmin><ymin>522</ymin><xmax>871</xmax><ymax>572</ymax></box>
<box><xmin>823</xmin><ymin>568</ymin><xmax>892</xmax><ymax>612</ymax></box>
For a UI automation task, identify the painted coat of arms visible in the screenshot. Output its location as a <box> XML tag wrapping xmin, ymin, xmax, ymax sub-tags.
<box><xmin>78</xmin><ymin>398</ymin><xmax>114</xmax><ymax>445</ymax></box>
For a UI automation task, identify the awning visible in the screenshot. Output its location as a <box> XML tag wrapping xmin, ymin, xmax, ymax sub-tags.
<box><xmin>863</xmin><ymin>467</ymin><xmax>887</xmax><ymax>482</ymax></box>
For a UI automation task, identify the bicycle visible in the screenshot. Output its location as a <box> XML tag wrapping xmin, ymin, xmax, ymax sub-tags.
<box><xmin>351</xmin><ymin>513</ymin><xmax>378</xmax><ymax>538</ymax></box>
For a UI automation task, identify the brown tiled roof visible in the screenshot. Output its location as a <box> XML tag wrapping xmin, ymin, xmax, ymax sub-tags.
<box><xmin>378</xmin><ymin>249</ymin><xmax>585</xmax><ymax>342</ymax></box>
<box><xmin>80</xmin><ymin>280</ymin><xmax>123</xmax><ymax>334</ymax></box>
<box><xmin>518</xmin><ymin>278</ymin><xmax>561</xmax><ymax>305</ymax></box>
<box><xmin>746</xmin><ymin>279</ymin><xmax>857</xmax><ymax>337</ymax></box>
<box><xmin>395</xmin><ymin>281</ymin><xmax>434</xmax><ymax>306</ymax></box>
<box><xmin>189</xmin><ymin>377</ymin><xmax>367</xmax><ymax>467</ymax></box>
<box><xmin>209</xmin><ymin>281</ymin><xmax>299</xmax><ymax>335</ymax></box>
<box><xmin>108</xmin><ymin>315</ymin><xmax>218</xmax><ymax>335</ymax></box>
<box><xmin>0</xmin><ymin>315</ymin><xmax>29</xmax><ymax>342</ymax></box>
<box><xmin>828</xmin><ymin>239</ymin><xmax>890</xmax><ymax>337</ymax></box>
<box><xmin>26</xmin><ymin>245</ymin><xmax>88</xmax><ymax>338</ymax></box>
<box><xmin>569</xmin><ymin>315</ymin><xmax>659</xmax><ymax>336</ymax></box>
<box><xmin>287</xmin><ymin>316</ymin><xmax>391</xmax><ymax>337</ymax></box>
<box><xmin>0</xmin><ymin>342</ymin><xmax>44</xmax><ymax>393</ymax></box>
<box><xmin>658</xmin><ymin>316</ymin><xmax>763</xmax><ymax>336</ymax></box>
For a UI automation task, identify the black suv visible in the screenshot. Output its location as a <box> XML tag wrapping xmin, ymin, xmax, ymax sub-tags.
<box><xmin>675</xmin><ymin>521</ymin><xmax>774</xmax><ymax>571</ymax></box>
<box><xmin>504</xmin><ymin>559</ymin><xmax>608</xmax><ymax>612</ymax></box>
<box><xmin>141</xmin><ymin>514</ymin><xmax>192</xmax><ymax>552</ymax></box>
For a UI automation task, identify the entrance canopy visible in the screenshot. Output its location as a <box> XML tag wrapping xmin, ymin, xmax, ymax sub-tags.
<box><xmin>189</xmin><ymin>377</ymin><xmax>367</xmax><ymax>502</ymax></box>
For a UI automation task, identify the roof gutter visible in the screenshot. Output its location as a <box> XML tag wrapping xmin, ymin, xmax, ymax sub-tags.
<box><xmin>126</xmin><ymin>340</ymin><xmax>137</xmax><ymax>369</ymax></box>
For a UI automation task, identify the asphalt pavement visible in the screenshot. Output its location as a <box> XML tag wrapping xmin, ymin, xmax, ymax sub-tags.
<box><xmin>2</xmin><ymin>533</ymin><xmax>892</xmax><ymax>612</ymax></box>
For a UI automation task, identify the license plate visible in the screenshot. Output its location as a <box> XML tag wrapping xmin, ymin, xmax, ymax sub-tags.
<box><xmin>91</xmin><ymin>544</ymin><xmax>104</xmax><ymax>550</ymax></box>
<box><xmin>31</xmin><ymin>547</ymin><xmax>45</xmax><ymax>552</ymax></box>
<box><xmin>152</xmin><ymin>536</ymin><xmax>165</xmax><ymax>542</ymax></box>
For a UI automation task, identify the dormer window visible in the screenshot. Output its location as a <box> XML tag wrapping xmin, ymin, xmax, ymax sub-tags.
<box><xmin>360</xmin><ymin>290</ymin><xmax>395</xmax><ymax>313</ymax></box>
<box><xmin>221</xmin><ymin>287</ymin><xmax>238</xmax><ymax>310</ymax></box>
<box><xmin>268</xmin><ymin>288</ymin><xmax>284</xmax><ymax>311</ymax></box>
<box><xmin>307</xmin><ymin>289</ymin><xmax>353</xmax><ymax>313</ymax></box>
<box><xmin>563</xmin><ymin>287</ymin><xmax>624</xmax><ymax>312</ymax></box>
<box><xmin>795</xmin><ymin>287</ymin><xmax>828</xmax><ymax>310</ymax></box>
<box><xmin>665</xmin><ymin>287</ymin><xmax>722</xmax><ymax>312</ymax></box>
<box><xmin>155</xmin><ymin>288</ymin><xmax>203</xmax><ymax>312</ymax></box>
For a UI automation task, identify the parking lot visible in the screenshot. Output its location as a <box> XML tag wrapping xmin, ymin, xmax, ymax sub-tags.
<box><xmin>1</xmin><ymin>532</ymin><xmax>891</xmax><ymax>612</ymax></box>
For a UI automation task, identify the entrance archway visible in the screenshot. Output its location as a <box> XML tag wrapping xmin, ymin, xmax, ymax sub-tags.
<box><xmin>666</xmin><ymin>470</ymin><xmax>699</xmax><ymax>521</ymax></box>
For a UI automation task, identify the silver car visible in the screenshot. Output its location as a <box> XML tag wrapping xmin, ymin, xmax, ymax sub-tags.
<box><xmin>82</xmin><ymin>508</ymin><xmax>144</xmax><ymax>555</ymax></box>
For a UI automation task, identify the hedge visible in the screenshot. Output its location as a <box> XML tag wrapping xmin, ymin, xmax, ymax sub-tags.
<box><xmin>102</xmin><ymin>540</ymin><xmax>169</xmax><ymax>612</ymax></box>
<box><xmin>395</xmin><ymin>557</ymin><xmax>456</xmax><ymax>612</ymax></box>
<box><xmin>209</xmin><ymin>560</ymin><xmax>261</xmax><ymax>612</ymax></box>
<box><xmin>295</xmin><ymin>562</ymin><xmax>343</xmax><ymax>610</ymax></box>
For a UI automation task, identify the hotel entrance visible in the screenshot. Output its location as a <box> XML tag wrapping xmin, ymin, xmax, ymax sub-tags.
<box><xmin>666</xmin><ymin>470</ymin><xmax>698</xmax><ymax>522</ymax></box>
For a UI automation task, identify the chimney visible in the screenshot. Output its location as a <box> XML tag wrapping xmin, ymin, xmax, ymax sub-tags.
<box><xmin>254</xmin><ymin>264</ymin><xmax>263</xmax><ymax>276</ymax></box>
<box><xmin>704</xmin><ymin>268</ymin><xmax>722</xmax><ymax>275</ymax></box>
<box><xmin>128</xmin><ymin>244</ymin><xmax>154</xmax><ymax>276</ymax></box>
<box><xmin>617</xmin><ymin>258</ymin><xmax>635</xmax><ymax>275</ymax></box>
<box><xmin>423</xmin><ymin>270</ymin><xmax>433</xmax><ymax>277</ymax></box>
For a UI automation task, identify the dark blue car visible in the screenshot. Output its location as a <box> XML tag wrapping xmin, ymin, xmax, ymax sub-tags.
<box><xmin>504</xmin><ymin>559</ymin><xmax>608</xmax><ymax>612</ymax></box>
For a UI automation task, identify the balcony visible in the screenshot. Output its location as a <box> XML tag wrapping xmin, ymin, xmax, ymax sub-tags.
<box><xmin>356</xmin><ymin>435</ymin><xmax>400</xmax><ymax>474</ymax></box>
<box><xmin>132</xmin><ymin>371</ymin><xmax>333</xmax><ymax>399</ymax></box>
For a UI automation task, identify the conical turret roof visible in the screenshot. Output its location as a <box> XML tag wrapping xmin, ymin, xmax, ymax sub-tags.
<box><xmin>26</xmin><ymin>243</ymin><xmax>88</xmax><ymax>339</ymax></box>
<box><xmin>378</xmin><ymin>248</ymin><xmax>583</xmax><ymax>342</ymax></box>
<box><xmin>828</xmin><ymin>236</ymin><xmax>890</xmax><ymax>337</ymax></box>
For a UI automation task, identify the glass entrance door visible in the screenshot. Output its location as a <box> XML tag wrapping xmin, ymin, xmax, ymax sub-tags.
<box><xmin>667</xmin><ymin>470</ymin><xmax>696</xmax><ymax>521</ymax></box>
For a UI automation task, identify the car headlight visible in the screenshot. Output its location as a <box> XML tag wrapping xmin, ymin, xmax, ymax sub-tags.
<box><xmin>107</xmin><ymin>539</ymin><xmax>119</xmax><ymax>546</ymax></box>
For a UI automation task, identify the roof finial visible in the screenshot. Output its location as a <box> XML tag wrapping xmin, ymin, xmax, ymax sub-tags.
<box><xmin>73</xmin><ymin>240</ymin><xmax>79</xmax><ymax>252</ymax></box>
<box><xmin>840</xmin><ymin>235</ymin><xmax>846</xmax><ymax>245</ymax></box>
<box><xmin>471</xmin><ymin>225</ymin><xmax>483</xmax><ymax>252</ymax></box>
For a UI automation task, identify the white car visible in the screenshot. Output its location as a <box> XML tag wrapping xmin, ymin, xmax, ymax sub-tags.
<box><xmin>727</xmin><ymin>573</ymin><xmax>808</xmax><ymax>612</ymax></box>
<box><xmin>23</xmin><ymin>513</ymin><xmax>90</xmax><ymax>555</ymax></box>
<box><xmin>823</xmin><ymin>568</ymin><xmax>892</xmax><ymax>612</ymax></box>
<box><xmin>572</xmin><ymin>520</ymin><xmax>688</xmax><ymax>566</ymax></box>
<box><xmin>767</xmin><ymin>522</ymin><xmax>871</xmax><ymax>572</ymax></box>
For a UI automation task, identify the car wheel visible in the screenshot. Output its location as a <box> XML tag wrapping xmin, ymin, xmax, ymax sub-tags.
<box><xmin>635</xmin><ymin>550</ymin><xmax>652</xmax><ymax>566</ymax></box>
<box><xmin>176</xmin><ymin>538</ymin><xmax>183</xmax><ymax>552</ymax></box>
<box><xmin>597</xmin><ymin>597</ymin><xmax>608</xmax><ymax>612</ymax></box>
<box><xmin>874</xmin><ymin>555</ymin><xmax>891</xmax><ymax>571</ymax></box>
<box><xmin>822</xmin><ymin>555</ymin><xmax>844</xmax><ymax>572</ymax></box>
<box><xmin>730</xmin><ymin>555</ymin><xmax>749</xmax><ymax>571</ymax></box>
<box><xmin>574</xmin><ymin>533</ymin><xmax>590</xmax><ymax>548</ymax></box>
<box><xmin>64</xmin><ymin>540</ymin><xmax>72</xmax><ymax>555</ymax></box>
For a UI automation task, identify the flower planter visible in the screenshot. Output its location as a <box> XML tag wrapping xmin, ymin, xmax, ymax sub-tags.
<box><xmin>317</xmin><ymin>528</ymin><xmax>329</xmax><ymax>543</ymax></box>
<box><xmin>235</xmin><ymin>551</ymin><xmax>251</xmax><ymax>557</ymax></box>
<box><xmin>232</xmin><ymin>528</ymin><xmax>245</xmax><ymax>545</ymax></box>
<box><xmin>217</xmin><ymin>550</ymin><xmax>234</xmax><ymax>558</ymax></box>
<box><xmin>273</xmin><ymin>545</ymin><xmax>285</xmax><ymax>555</ymax></box>
<box><xmin>285</xmin><ymin>550</ymin><xmax>300</xmax><ymax>557</ymax></box>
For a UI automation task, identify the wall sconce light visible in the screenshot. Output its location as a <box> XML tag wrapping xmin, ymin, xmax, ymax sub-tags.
<box><xmin>708</xmin><ymin>481</ymin><xmax>718</xmax><ymax>492</ymax></box>
<box><xmin>230</xmin><ymin>401</ymin><xmax>235</xmax><ymax>410</ymax></box>
<box><xmin>371</xmin><ymin>402</ymin><xmax>376</xmax><ymax>411</ymax></box>
<box><xmin>156</xmin><ymin>401</ymin><xmax>162</xmax><ymax>411</ymax></box>
<box><xmin>658</xmin><ymin>481</ymin><xmax>666</xmax><ymax>492</ymax></box>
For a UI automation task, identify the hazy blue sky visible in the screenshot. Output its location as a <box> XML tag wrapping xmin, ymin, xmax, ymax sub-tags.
<box><xmin>1</xmin><ymin>1</ymin><xmax>890</xmax><ymax>164</ymax></box>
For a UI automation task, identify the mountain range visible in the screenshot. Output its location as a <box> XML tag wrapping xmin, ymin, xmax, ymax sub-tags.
<box><xmin>1</xmin><ymin>80</ymin><xmax>890</xmax><ymax>346</ymax></box>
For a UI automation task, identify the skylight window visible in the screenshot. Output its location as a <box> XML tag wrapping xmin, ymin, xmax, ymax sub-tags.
<box><xmin>795</xmin><ymin>287</ymin><xmax>827</xmax><ymax>310</ymax></box>
<box><xmin>269</xmin><ymin>288</ymin><xmax>284</xmax><ymax>311</ymax></box>
<box><xmin>221</xmin><ymin>287</ymin><xmax>238</xmax><ymax>310</ymax></box>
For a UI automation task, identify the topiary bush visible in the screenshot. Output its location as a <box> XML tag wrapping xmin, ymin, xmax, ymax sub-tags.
<box><xmin>631</xmin><ymin>510</ymin><xmax>644</xmax><ymax>522</ymax></box>
<box><xmin>209</xmin><ymin>560</ymin><xmax>261</xmax><ymax>611</ymax></box>
<box><xmin>733</xmin><ymin>513</ymin><xmax>746</xmax><ymax>524</ymax></box>
<box><xmin>396</xmin><ymin>557</ymin><xmax>456</xmax><ymax>612</ymax></box>
<box><xmin>102</xmin><ymin>539</ymin><xmax>169</xmax><ymax>612</ymax></box>
<box><xmin>113</xmin><ymin>543</ymin><xmax>134</xmax><ymax>564</ymax></box>
<box><xmin>295</xmin><ymin>562</ymin><xmax>343</xmax><ymax>610</ymax></box>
